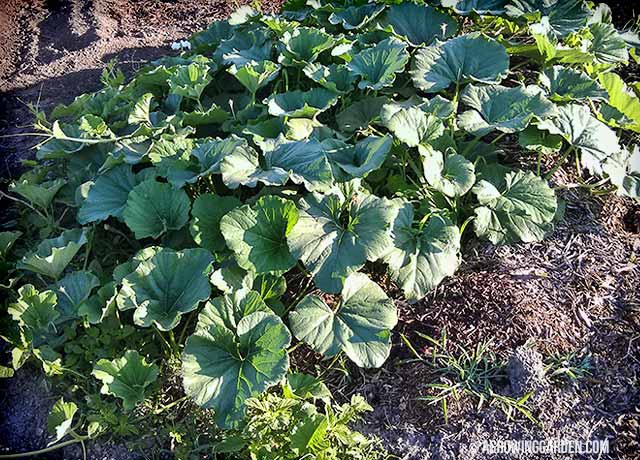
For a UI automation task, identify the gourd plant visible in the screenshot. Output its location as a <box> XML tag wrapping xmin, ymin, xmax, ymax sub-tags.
<box><xmin>1</xmin><ymin>0</ymin><xmax>639</xmax><ymax>442</ymax></box>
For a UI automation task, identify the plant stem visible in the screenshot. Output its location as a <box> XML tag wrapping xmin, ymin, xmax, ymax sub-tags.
<box><xmin>544</xmin><ymin>146</ymin><xmax>575</xmax><ymax>180</ymax></box>
<box><xmin>168</xmin><ymin>330</ymin><xmax>179</xmax><ymax>356</ymax></box>
<box><xmin>0</xmin><ymin>437</ymin><xmax>88</xmax><ymax>459</ymax></box>
<box><xmin>0</xmin><ymin>190</ymin><xmax>51</xmax><ymax>224</ymax></box>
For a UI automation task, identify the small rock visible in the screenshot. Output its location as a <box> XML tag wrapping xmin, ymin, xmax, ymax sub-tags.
<box><xmin>507</xmin><ymin>346</ymin><xmax>549</xmax><ymax>401</ymax></box>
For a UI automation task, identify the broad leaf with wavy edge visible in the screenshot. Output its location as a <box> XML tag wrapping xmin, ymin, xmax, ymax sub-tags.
<box><xmin>53</xmin><ymin>270</ymin><xmax>100</xmax><ymax>322</ymax></box>
<box><xmin>92</xmin><ymin>350</ymin><xmax>159</xmax><ymax>411</ymax></box>
<box><xmin>383</xmin><ymin>200</ymin><xmax>460</xmax><ymax>301</ymax></box>
<box><xmin>190</xmin><ymin>194</ymin><xmax>241</xmax><ymax>253</ymax></box>
<box><xmin>18</xmin><ymin>228</ymin><xmax>88</xmax><ymax>280</ymax></box>
<box><xmin>589</xmin><ymin>22</ymin><xmax>629</xmax><ymax>64</ymax></box>
<box><xmin>220</xmin><ymin>143</ymin><xmax>289</xmax><ymax>189</ymax></box>
<box><xmin>381</xmin><ymin>105</ymin><xmax>445</xmax><ymax>147</ymax></box>
<box><xmin>332</xmin><ymin>136</ymin><xmax>392</xmax><ymax>178</ymax></box>
<box><xmin>78</xmin><ymin>164</ymin><xmax>136</xmax><ymax>224</ymax></box>
<box><xmin>383</xmin><ymin>3</ymin><xmax>457</xmax><ymax>46</ymax></box>
<box><xmin>220</xmin><ymin>196</ymin><xmax>298</xmax><ymax>274</ymax></box>
<box><xmin>47</xmin><ymin>398</ymin><xmax>77</xmax><ymax>444</ymax></box>
<box><xmin>539</xmin><ymin>65</ymin><xmax>607</xmax><ymax>102</ymax></box>
<box><xmin>278</xmin><ymin>27</ymin><xmax>334</xmax><ymax>67</ymax></box>
<box><xmin>287</xmin><ymin>190</ymin><xmax>397</xmax><ymax>293</ymax></box>
<box><xmin>0</xmin><ymin>231</ymin><xmax>21</xmax><ymax>259</ymax></box>
<box><xmin>537</xmin><ymin>104</ymin><xmax>620</xmax><ymax>175</ymax></box>
<box><xmin>289</xmin><ymin>272</ymin><xmax>397</xmax><ymax>368</ymax></box>
<box><xmin>458</xmin><ymin>84</ymin><xmax>556</xmax><ymax>135</ymax></box>
<box><xmin>123</xmin><ymin>180</ymin><xmax>191</xmax><ymax>240</ymax></box>
<box><xmin>598</xmin><ymin>72</ymin><xmax>640</xmax><ymax>133</ymax></box>
<box><xmin>328</xmin><ymin>3</ymin><xmax>385</xmax><ymax>30</ymax></box>
<box><xmin>265</xmin><ymin>138</ymin><xmax>335</xmax><ymax>192</ymax></box>
<box><xmin>228</xmin><ymin>60</ymin><xmax>280</xmax><ymax>96</ymax></box>
<box><xmin>266</xmin><ymin>88</ymin><xmax>338</xmax><ymax>118</ymax></box>
<box><xmin>216</xmin><ymin>29</ymin><xmax>273</xmax><ymax>66</ymax></box>
<box><xmin>8</xmin><ymin>284</ymin><xmax>59</xmax><ymax>347</ymax></box>
<box><xmin>505</xmin><ymin>0</ymin><xmax>590</xmax><ymax>38</ymax></box>
<box><xmin>348</xmin><ymin>38</ymin><xmax>409</xmax><ymax>90</ymax></box>
<box><xmin>439</xmin><ymin>0</ymin><xmax>507</xmax><ymax>15</ymax></box>
<box><xmin>410</xmin><ymin>33</ymin><xmax>509</xmax><ymax>93</ymax></box>
<box><xmin>473</xmin><ymin>169</ymin><xmax>557</xmax><ymax>244</ymax></box>
<box><xmin>182</xmin><ymin>309</ymin><xmax>290</xmax><ymax>428</ymax></box>
<box><xmin>421</xmin><ymin>147</ymin><xmax>476</xmax><ymax>197</ymax></box>
<box><xmin>116</xmin><ymin>247</ymin><xmax>214</xmax><ymax>331</ymax></box>
<box><xmin>336</xmin><ymin>96</ymin><xmax>389</xmax><ymax>133</ymax></box>
<box><xmin>603</xmin><ymin>146</ymin><xmax>640</xmax><ymax>200</ymax></box>
<box><xmin>9</xmin><ymin>178</ymin><xmax>65</xmax><ymax>210</ymax></box>
<box><xmin>303</xmin><ymin>63</ymin><xmax>357</xmax><ymax>94</ymax></box>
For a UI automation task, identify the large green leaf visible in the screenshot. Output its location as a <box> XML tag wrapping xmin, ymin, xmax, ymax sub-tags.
<box><xmin>78</xmin><ymin>164</ymin><xmax>137</xmax><ymax>224</ymax></box>
<box><xmin>537</xmin><ymin>104</ymin><xmax>620</xmax><ymax>174</ymax></box>
<box><xmin>332</xmin><ymin>136</ymin><xmax>392</xmax><ymax>178</ymax></box>
<box><xmin>18</xmin><ymin>228</ymin><xmax>88</xmax><ymax>280</ymax></box>
<box><xmin>198</xmin><ymin>289</ymin><xmax>273</xmax><ymax>331</ymax></box>
<box><xmin>278</xmin><ymin>27</ymin><xmax>334</xmax><ymax>67</ymax></box>
<box><xmin>589</xmin><ymin>22</ymin><xmax>628</xmax><ymax>64</ymax></box>
<box><xmin>53</xmin><ymin>270</ymin><xmax>100</xmax><ymax>322</ymax></box>
<box><xmin>421</xmin><ymin>147</ymin><xmax>476</xmax><ymax>197</ymax></box>
<box><xmin>220</xmin><ymin>143</ymin><xmax>289</xmax><ymax>189</ymax></box>
<box><xmin>328</xmin><ymin>4</ymin><xmax>385</xmax><ymax>30</ymax></box>
<box><xmin>439</xmin><ymin>0</ymin><xmax>506</xmax><ymax>15</ymax></box>
<box><xmin>381</xmin><ymin>105</ymin><xmax>444</xmax><ymax>147</ymax></box>
<box><xmin>410</xmin><ymin>33</ymin><xmax>509</xmax><ymax>93</ymax></box>
<box><xmin>190</xmin><ymin>194</ymin><xmax>241</xmax><ymax>253</ymax></box>
<box><xmin>182</xmin><ymin>309</ymin><xmax>291</xmax><ymax>428</ymax></box>
<box><xmin>473</xmin><ymin>169</ymin><xmax>557</xmax><ymax>244</ymax></box>
<box><xmin>505</xmin><ymin>0</ymin><xmax>590</xmax><ymax>38</ymax></box>
<box><xmin>92</xmin><ymin>350</ymin><xmax>159</xmax><ymax>410</ymax></box>
<box><xmin>47</xmin><ymin>398</ymin><xmax>78</xmax><ymax>444</ymax></box>
<box><xmin>348</xmin><ymin>38</ymin><xmax>409</xmax><ymax>90</ymax></box>
<box><xmin>228</xmin><ymin>60</ymin><xmax>280</xmax><ymax>96</ymax></box>
<box><xmin>539</xmin><ymin>65</ymin><xmax>607</xmax><ymax>102</ymax></box>
<box><xmin>265</xmin><ymin>138</ymin><xmax>335</xmax><ymax>191</ymax></box>
<box><xmin>189</xmin><ymin>20</ymin><xmax>234</xmax><ymax>54</ymax></box>
<box><xmin>598</xmin><ymin>72</ymin><xmax>640</xmax><ymax>133</ymax></box>
<box><xmin>383</xmin><ymin>201</ymin><xmax>460</xmax><ymax>301</ymax></box>
<box><xmin>8</xmin><ymin>284</ymin><xmax>59</xmax><ymax>346</ymax></box>
<box><xmin>116</xmin><ymin>247</ymin><xmax>214</xmax><ymax>331</ymax></box>
<box><xmin>77</xmin><ymin>282</ymin><xmax>118</xmax><ymax>325</ymax></box>
<box><xmin>603</xmin><ymin>146</ymin><xmax>640</xmax><ymax>200</ymax></box>
<box><xmin>267</xmin><ymin>89</ymin><xmax>338</xmax><ymax>119</ymax></box>
<box><xmin>384</xmin><ymin>3</ymin><xmax>457</xmax><ymax>46</ymax></box>
<box><xmin>216</xmin><ymin>29</ymin><xmax>273</xmax><ymax>66</ymax></box>
<box><xmin>9</xmin><ymin>178</ymin><xmax>65</xmax><ymax>210</ymax></box>
<box><xmin>458</xmin><ymin>84</ymin><xmax>556</xmax><ymax>135</ymax></box>
<box><xmin>220</xmin><ymin>196</ymin><xmax>299</xmax><ymax>274</ymax></box>
<box><xmin>163</xmin><ymin>137</ymin><xmax>247</xmax><ymax>188</ymax></box>
<box><xmin>168</xmin><ymin>62</ymin><xmax>213</xmax><ymax>101</ymax></box>
<box><xmin>303</xmin><ymin>63</ymin><xmax>357</xmax><ymax>94</ymax></box>
<box><xmin>123</xmin><ymin>180</ymin><xmax>191</xmax><ymax>240</ymax></box>
<box><xmin>287</xmin><ymin>190</ymin><xmax>397</xmax><ymax>293</ymax></box>
<box><xmin>336</xmin><ymin>96</ymin><xmax>389</xmax><ymax>133</ymax></box>
<box><xmin>0</xmin><ymin>231</ymin><xmax>21</xmax><ymax>259</ymax></box>
<box><xmin>289</xmin><ymin>272</ymin><xmax>397</xmax><ymax>368</ymax></box>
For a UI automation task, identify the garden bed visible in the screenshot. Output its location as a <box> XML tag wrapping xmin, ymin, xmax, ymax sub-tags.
<box><xmin>1</xmin><ymin>1</ymin><xmax>639</xmax><ymax>459</ymax></box>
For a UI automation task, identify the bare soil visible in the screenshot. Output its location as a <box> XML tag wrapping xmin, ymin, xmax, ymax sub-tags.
<box><xmin>0</xmin><ymin>2</ymin><xmax>639</xmax><ymax>460</ymax></box>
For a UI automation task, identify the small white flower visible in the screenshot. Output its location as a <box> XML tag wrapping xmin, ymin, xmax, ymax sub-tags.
<box><xmin>170</xmin><ymin>41</ymin><xmax>181</xmax><ymax>50</ymax></box>
<box><xmin>181</xmin><ymin>40</ymin><xmax>192</xmax><ymax>50</ymax></box>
